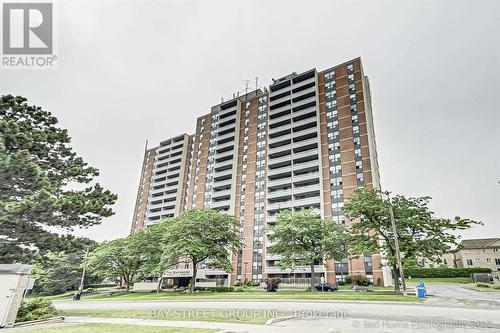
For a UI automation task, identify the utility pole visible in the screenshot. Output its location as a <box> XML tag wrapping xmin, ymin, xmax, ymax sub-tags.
<box><xmin>75</xmin><ymin>246</ymin><xmax>90</xmax><ymax>300</ymax></box>
<box><xmin>386</xmin><ymin>193</ymin><xmax>407</xmax><ymax>296</ymax></box>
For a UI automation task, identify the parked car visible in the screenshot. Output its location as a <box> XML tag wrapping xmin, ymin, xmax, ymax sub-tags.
<box><xmin>314</xmin><ymin>283</ymin><xmax>338</xmax><ymax>292</ymax></box>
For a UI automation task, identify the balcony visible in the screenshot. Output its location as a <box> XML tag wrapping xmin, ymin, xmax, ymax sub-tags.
<box><xmin>212</xmin><ymin>189</ymin><xmax>231</xmax><ymax>199</ymax></box>
<box><xmin>269</xmin><ymin>133</ymin><xmax>292</xmax><ymax>146</ymax></box>
<box><xmin>293</xmin><ymin>171</ymin><xmax>320</xmax><ymax>183</ymax></box>
<box><xmin>292</xmin><ymin>96</ymin><xmax>316</xmax><ymax>109</ymax></box>
<box><xmin>292</xmin><ymin>76</ymin><xmax>316</xmax><ymax>90</ymax></box>
<box><xmin>268</xmin><ymin>165</ymin><xmax>292</xmax><ymax>177</ymax></box>
<box><xmin>293</xmin><ymin>126</ymin><xmax>317</xmax><ymax>138</ymax></box>
<box><xmin>293</xmin><ymin>160</ymin><xmax>320</xmax><ymax>173</ymax></box>
<box><xmin>216</xmin><ymin>139</ymin><xmax>234</xmax><ymax>151</ymax></box>
<box><xmin>269</xmin><ymin>122</ymin><xmax>292</xmax><ymax>135</ymax></box>
<box><xmin>170</xmin><ymin>144</ymin><xmax>184</xmax><ymax>154</ymax></box>
<box><xmin>293</xmin><ymin>183</ymin><xmax>321</xmax><ymax>195</ymax></box>
<box><xmin>269</xmin><ymin>81</ymin><xmax>291</xmax><ymax>97</ymax></box>
<box><xmin>268</xmin><ymin>155</ymin><xmax>292</xmax><ymax>168</ymax></box>
<box><xmin>215</xmin><ymin>150</ymin><xmax>233</xmax><ymax>160</ymax></box>
<box><xmin>267</xmin><ymin>215</ymin><xmax>277</xmax><ymax>223</ymax></box>
<box><xmin>219</xmin><ymin>106</ymin><xmax>237</xmax><ymax>118</ymax></box>
<box><xmin>148</xmin><ymin>201</ymin><xmax>165</xmax><ymax>210</ymax></box>
<box><xmin>212</xmin><ymin>199</ymin><xmax>231</xmax><ymax>209</ymax></box>
<box><xmin>267</xmin><ymin>177</ymin><xmax>292</xmax><ymax>188</ymax></box>
<box><xmin>164</xmin><ymin>183</ymin><xmax>178</xmax><ymax>192</ymax></box>
<box><xmin>161</xmin><ymin>208</ymin><xmax>176</xmax><ymax>216</ymax></box>
<box><xmin>218</xmin><ymin>114</ymin><xmax>237</xmax><ymax>128</ymax></box>
<box><xmin>217</xmin><ymin>131</ymin><xmax>235</xmax><ymax>142</ymax></box>
<box><xmin>270</xmin><ymin>103</ymin><xmax>291</xmax><ymax>114</ymax></box>
<box><xmin>269</xmin><ymin>94</ymin><xmax>291</xmax><ymax>106</ymax></box>
<box><xmin>293</xmin><ymin>137</ymin><xmax>318</xmax><ymax>147</ymax></box>
<box><xmin>268</xmin><ymin>144</ymin><xmax>292</xmax><ymax>156</ymax></box>
<box><xmin>293</xmin><ymin>117</ymin><xmax>317</xmax><ymax>129</ymax></box>
<box><xmin>213</xmin><ymin>168</ymin><xmax>232</xmax><ymax>179</ymax></box>
<box><xmin>293</xmin><ymin>148</ymin><xmax>318</xmax><ymax>160</ymax></box>
<box><xmin>269</xmin><ymin>112</ymin><xmax>291</xmax><ymax>125</ymax></box>
<box><xmin>265</xmin><ymin>254</ymin><xmax>281</xmax><ymax>261</ymax></box>
<box><xmin>266</xmin><ymin>200</ymin><xmax>292</xmax><ymax>211</ymax></box>
<box><xmin>151</xmin><ymin>178</ymin><xmax>168</xmax><ymax>187</ymax></box>
<box><xmin>213</xmin><ymin>178</ymin><xmax>232</xmax><ymax>188</ymax></box>
<box><xmin>267</xmin><ymin>188</ymin><xmax>292</xmax><ymax>200</ymax></box>
<box><xmin>149</xmin><ymin>186</ymin><xmax>165</xmax><ymax>195</ymax></box>
<box><xmin>147</xmin><ymin>209</ymin><xmax>163</xmax><ymax>218</ymax></box>
<box><xmin>292</xmin><ymin>86</ymin><xmax>316</xmax><ymax>99</ymax></box>
<box><xmin>293</xmin><ymin>196</ymin><xmax>321</xmax><ymax>208</ymax></box>
<box><xmin>265</xmin><ymin>265</ymin><xmax>325</xmax><ymax>274</ymax></box>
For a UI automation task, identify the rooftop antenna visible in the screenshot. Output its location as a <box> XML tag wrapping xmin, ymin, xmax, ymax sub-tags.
<box><xmin>255</xmin><ymin>77</ymin><xmax>258</xmax><ymax>92</ymax></box>
<box><xmin>242</xmin><ymin>79</ymin><xmax>252</xmax><ymax>95</ymax></box>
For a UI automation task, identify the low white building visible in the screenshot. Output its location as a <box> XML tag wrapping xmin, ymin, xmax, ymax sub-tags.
<box><xmin>454</xmin><ymin>238</ymin><xmax>500</xmax><ymax>271</ymax></box>
<box><xmin>0</xmin><ymin>264</ymin><xmax>32</xmax><ymax>328</ymax></box>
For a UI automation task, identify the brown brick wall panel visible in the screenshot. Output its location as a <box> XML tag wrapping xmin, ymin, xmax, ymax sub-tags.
<box><xmin>335</xmin><ymin>66</ymin><xmax>348</xmax><ymax>77</ymax></box>
<box><xmin>336</xmin><ymin>76</ymin><xmax>348</xmax><ymax>88</ymax></box>
<box><xmin>337</xmin><ymin>105</ymin><xmax>351</xmax><ymax>119</ymax></box>
<box><xmin>338</xmin><ymin>116</ymin><xmax>353</xmax><ymax>129</ymax></box>
<box><xmin>343</xmin><ymin>174</ymin><xmax>357</xmax><ymax>188</ymax></box>
<box><xmin>337</xmin><ymin>95</ymin><xmax>350</xmax><ymax>108</ymax></box>
<box><xmin>339</xmin><ymin>138</ymin><xmax>354</xmax><ymax>151</ymax></box>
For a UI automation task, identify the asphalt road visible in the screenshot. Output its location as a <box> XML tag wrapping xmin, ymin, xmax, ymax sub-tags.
<box><xmin>55</xmin><ymin>286</ymin><xmax>500</xmax><ymax>333</ymax></box>
<box><xmin>425</xmin><ymin>284</ymin><xmax>500</xmax><ymax>308</ymax></box>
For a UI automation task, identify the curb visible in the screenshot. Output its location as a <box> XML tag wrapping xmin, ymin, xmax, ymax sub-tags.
<box><xmin>14</xmin><ymin>316</ymin><xmax>65</xmax><ymax>328</ymax></box>
<box><xmin>265</xmin><ymin>315</ymin><xmax>295</xmax><ymax>325</ymax></box>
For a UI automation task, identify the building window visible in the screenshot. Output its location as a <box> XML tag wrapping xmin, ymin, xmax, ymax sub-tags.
<box><xmin>495</xmin><ymin>259</ymin><xmax>500</xmax><ymax>265</ymax></box>
<box><xmin>466</xmin><ymin>259</ymin><xmax>473</xmax><ymax>266</ymax></box>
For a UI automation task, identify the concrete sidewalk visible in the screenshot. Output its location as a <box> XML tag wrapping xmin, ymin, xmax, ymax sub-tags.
<box><xmin>64</xmin><ymin>316</ymin><xmax>296</xmax><ymax>333</ymax></box>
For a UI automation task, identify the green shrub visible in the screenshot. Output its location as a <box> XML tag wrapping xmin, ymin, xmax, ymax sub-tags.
<box><xmin>404</xmin><ymin>267</ymin><xmax>491</xmax><ymax>278</ymax></box>
<box><xmin>194</xmin><ymin>286</ymin><xmax>234</xmax><ymax>292</ymax></box>
<box><xmin>476</xmin><ymin>283</ymin><xmax>490</xmax><ymax>288</ymax></box>
<box><xmin>337</xmin><ymin>281</ymin><xmax>346</xmax><ymax>286</ymax></box>
<box><xmin>16</xmin><ymin>298</ymin><xmax>58</xmax><ymax>323</ymax></box>
<box><xmin>494</xmin><ymin>286</ymin><xmax>500</xmax><ymax>290</ymax></box>
<box><xmin>85</xmin><ymin>283</ymin><xmax>116</xmax><ymax>289</ymax></box>
<box><xmin>234</xmin><ymin>280</ymin><xmax>243</xmax><ymax>287</ymax></box>
<box><xmin>344</xmin><ymin>276</ymin><xmax>353</xmax><ymax>285</ymax></box>
<box><xmin>264</xmin><ymin>278</ymin><xmax>281</xmax><ymax>292</ymax></box>
<box><xmin>354</xmin><ymin>275</ymin><xmax>371</xmax><ymax>286</ymax></box>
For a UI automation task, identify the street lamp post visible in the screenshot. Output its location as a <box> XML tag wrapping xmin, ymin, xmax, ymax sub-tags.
<box><xmin>386</xmin><ymin>192</ymin><xmax>407</xmax><ymax>296</ymax></box>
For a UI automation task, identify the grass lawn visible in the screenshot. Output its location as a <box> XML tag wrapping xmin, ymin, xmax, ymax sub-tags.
<box><xmin>61</xmin><ymin>308</ymin><xmax>288</xmax><ymax>325</ymax></box>
<box><xmin>81</xmin><ymin>289</ymin><xmax>420</xmax><ymax>302</ymax></box>
<box><xmin>15</xmin><ymin>323</ymin><xmax>216</xmax><ymax>333</ymax></box>
<box><xmin>406</xmin><ymin>277</ymin><xmax>472</xmax><ymax>285</ymax></box>
<box><xmin>26</xmin><ymin>291</ymin><xmax>76</xmax><ymax>301</ymax></box>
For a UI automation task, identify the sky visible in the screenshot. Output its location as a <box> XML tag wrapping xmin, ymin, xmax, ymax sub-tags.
<box><xmin>1</xmin><ymin>0</ymin><xmax>499</xmax><ymax>242</ymax></box>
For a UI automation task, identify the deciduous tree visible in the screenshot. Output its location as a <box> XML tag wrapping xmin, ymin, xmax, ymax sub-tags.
<box><xmin>87</xmin><ymin>229</ymin><xmax>157</xmax><ymax>291</ymax></box>
<box><xmin>267</xmin><ymin>208</ymin><xmax>348</xmax><ymax>291</ymax></box>
<box><xmin>157</xmin><ymin>209</ymin><xmax>242</xmax><ymax>293</ymax></box>
<box><xmin>343</xmin><ymin>187</ymin><xmax>481</xmax><ymax>292</ymax></box>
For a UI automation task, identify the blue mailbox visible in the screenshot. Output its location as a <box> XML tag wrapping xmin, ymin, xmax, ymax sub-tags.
<box><xmin>416</xmin><ymin>280</ymin><xmax>426</xmax><ymax>299</ymax></box>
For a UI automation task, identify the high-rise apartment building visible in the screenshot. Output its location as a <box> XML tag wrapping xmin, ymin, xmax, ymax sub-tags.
<box><xmin>131</xmin><ymin>57</ymin><xmax>390</xmax><ymax>286</ymax></box>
